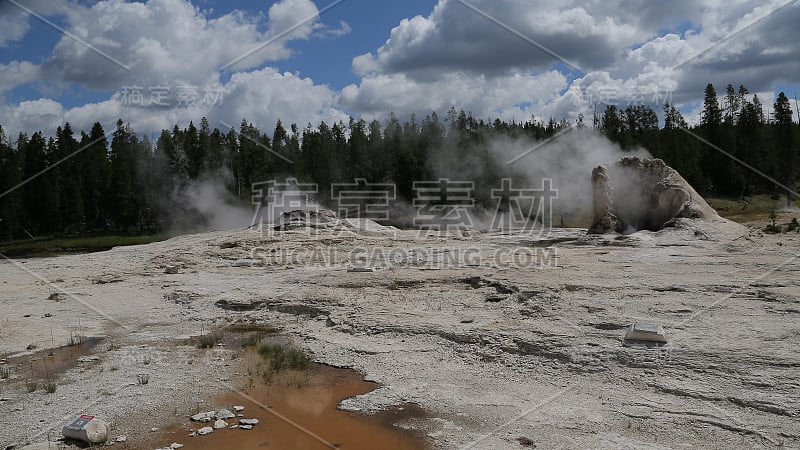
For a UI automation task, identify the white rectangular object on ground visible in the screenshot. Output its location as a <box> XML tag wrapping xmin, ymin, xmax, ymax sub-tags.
<box><xmin>624</xmin><ymin>323</ymin><xmax>668</xmax><ymax>343</ymax></box>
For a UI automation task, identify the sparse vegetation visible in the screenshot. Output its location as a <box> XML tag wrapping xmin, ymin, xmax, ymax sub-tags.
<box><xmin>44</xmin><ymin>381</ymin><xmax>57</xmax><ymax>393</ymax></box>
<box><xmin>67</xmin><ymin>334</ymin><xmax>84</xmax><ymax>347</ymax></box>
<box><xmin>257</xmin><ymin>344</ymin><xmax>311</xmax><ymax>379</ymax></box>
<box><xmin>143</xmin><ymin>355</ymin><xmax>152</xmax><ymax>365</ymax></box>
<box><xmin>0</xmin><ymin>235</ymin><xmax>171</xmax><ymax>258</ymax></box>
<box><xmin>240</xmin><ymin>333</ymin><xmax>263</xmax><ymax>348</ymax></box>
<box><xmin>0</xmin><ymin>365</ymin><xmax>10</xmax><ymax>379</ymax></box>
<box><xmin>788</xmin><ymin>218</ymin><xmax>799</xmax><ymax>232</ymax></box>
<box><xmin>137</xmin><ymin>373</ymin><xmax>150</xmax><ymax>385</ymax></box>
<box><xmin>25</xmin><ymin>379</ymin><xmax>38</xmax><ymax>392</ymax></box>
<box><xmin>198</xmin><ymin>332</ymin><xmax>221</xmax><ymax>349</ymax></box>
<box><xmin>764</xmin><ymin>209</ymin><xmax>782</xmax><ymax>233</ymax></box>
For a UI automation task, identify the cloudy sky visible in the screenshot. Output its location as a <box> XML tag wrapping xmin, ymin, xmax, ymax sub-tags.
<box><xmin>1</xmin><ymin>0</ymin><xmax>799</xmax><ymax>138</ymax></box>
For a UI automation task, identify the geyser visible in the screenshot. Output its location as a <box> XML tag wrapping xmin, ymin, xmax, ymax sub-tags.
<box><xmin>588</xmin><ymin>157</ymin><xmax>718</xmax><ymax>234</ymax></box>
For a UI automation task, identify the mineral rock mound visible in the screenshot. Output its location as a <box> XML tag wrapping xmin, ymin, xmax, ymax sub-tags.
<box><xmin>589</xmin><ymin>157</ymin><xmax>719</xmax><ymax>234</ymax></box>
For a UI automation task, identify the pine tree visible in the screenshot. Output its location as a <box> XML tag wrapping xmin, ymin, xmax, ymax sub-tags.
<box><xmin>774</xmin><ymin>92</ymin><xmax>795</xmax><ymax>204</ymax></box>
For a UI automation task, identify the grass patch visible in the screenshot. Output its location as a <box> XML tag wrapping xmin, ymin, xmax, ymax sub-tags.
<box><xmin>67</xmin><ymin>334</ymin><xmax>84</xmax><ymax>347</ymax></box>
<box><xmin>225</xmin><ymin>323</ymin><xmax>279</xmax><ymax>334</ymax></box>
<box><xmin>0</xmin><ymin>366</ymin><xmax>10</xmax><ymax>379</ymax></box>
<box><xmin>0</xmin><ymin>234</ymin><xmax>171</xmax><ymax>258</ymax></box>
<box><xmin>44</xmin><ymin>381</ymin><xmax>57</xmax><ymax>393</ymax></box>
<box><xmin>25</xmin><ymin>380</ymin><xmax>38</xmax><ymax>392</ymax></box>
<box><xmin>707</xmin><ymin>195</ymin><xmax>792</xmax><ymax>222</ymax></box>
<box><xmin>257</xmin><ymin>344</ymin><xmax>311</xmax><ymax>378</ymax></box>
<box><xmin>240</xmin><ymin>333</ymin><xmax>263</xmax><ymax>348</ymax></box>
<box><xmin>198</xmin><ymin>333</ymin><xmax>221</xmax><ymax>349</ymax></box>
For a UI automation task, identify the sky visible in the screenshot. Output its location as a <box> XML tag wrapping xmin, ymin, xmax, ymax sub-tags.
<box><xmin>1</xmin><ymin>0</ymin><xmax>800</xmax><ymax>139</ymax></box>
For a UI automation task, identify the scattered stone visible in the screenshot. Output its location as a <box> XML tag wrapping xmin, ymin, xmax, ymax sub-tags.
<box><xmin>43</xmin><ymin>313</ymin><xmax>52</xmax><ymax>318</ymax></box>
<box><xmin>239</xmin><ymin>418</ymin><xmax>259</xmax><ymax>425</ymax></box>
<box><xmin>170</xmin><ymin>444</ymin><xmax>184</xmax><ymax>449</ymax></box>
<box><xmin>239</xmin><ymin>424</ymin><xmax>253</xmax><ymax>430</ymax></box>
<box><xmin>233</xmin><ymin>405</ymin><xmax>245</xmax><ymax>412</ymax></box>
<box><xmin>114</xmin><ymin>435</ymin><xmax>127</xmax><ymax>443</ymax></box>
<box><xmin>215</xmin><ymin>408</ymin><xmax>235</xmax><ymax>420</ymax></box>
<box><xmin>150</xmin><ymin>427</ymin><xmax>159</xmax><ymax>432</ymax></box>
<box><xmin>197</xmin><ymin>426</ymin><xmax>213</xmax><ymax>436</ymax></box>
<box><xmin>213</xmin><ymin>419</ymin><xmax>228</xmax><ymax>429</ymax></box>
<box><xmin>190</xmin><ymin>411</ymin><xmax>216</xmax><ymax>422</ymax></box>
<box><xmin>26</xmin><ymin>343</ymin><xmax>37</xmax><ymax>350</ymax></box>
<box><xmin>232</xmin><ymin>259</ymin><xmax>262</xmax><ymax>267</ymax></box>
<box><xmin>77</xmin><ymin>356</ymin><xmax>99</xmax><ymax>363</ymax></box>
<box><xmin>164</xmin><ymin>265</ymin><xmax>180</xmax><ymax>274</ymax></box>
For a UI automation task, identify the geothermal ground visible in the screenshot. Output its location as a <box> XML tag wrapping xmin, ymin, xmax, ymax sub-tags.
<box><xmin>0</xmin><ymin>214</ymin><xmax>798</xmax><ymax>449</ymax></box>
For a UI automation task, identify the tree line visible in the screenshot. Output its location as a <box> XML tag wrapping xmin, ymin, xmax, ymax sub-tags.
<box><xmin>0</xmin><ymin>83</ymin><xmax>797</xmax><ymax>240</ymax></box>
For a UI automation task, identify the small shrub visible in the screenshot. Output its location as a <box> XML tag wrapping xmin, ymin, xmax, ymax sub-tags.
<box><xmin>143</xmin><ymin>356</ymin><xmax>152</xmax><ymax>365</ymax></box>
<box><xmin>0</xmin><ymin>365</ymin><xmax>10</xmax><ymax>379</ymax></box>
<box><xmin>240</xmin><ymin>333</ymin><xmax>262</xmax><ymax>348</ymax></box>
<box><xmin>44</xmin><ymin>381</ymin><xmax>57</xmax><ymax>393</ymax></box>
<box><xmin>257</xmin><ymin>344</ymin><xmax>310</xmax><ymax>377</ymax></box>
<box><xmin>198</xmin><ymin>333</ymin><xmax>221</xmax><ymax>349</ymax></box>
<box><xmin>25</xmin><ymin>379</ymin><xmax>38</xmax><ymax>392</ymax></box>
<box><xmin>787</xmin><ymin>218</ymin><xmax>799</xmax><ymax>232</ymax></box>
<box><xmin>137</xmin><ymin>374</ymin><xmax>150</xmax><ymax>385</ymax></box>
<box><xmin>67</xmin><ymin>334</ymin><xmax>83</xmax><ymax>347</ymax></box>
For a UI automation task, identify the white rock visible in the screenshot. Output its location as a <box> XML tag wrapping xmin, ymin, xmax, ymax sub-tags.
<box><xmin>190</xmin><ymin>411</ymin><xmax>216</xmax><ymax>422</ymax></box>
<box><xmin>170</xmin><ymin>443</ymin><xmax>184</xmax><ymax>449</ymax></box>
<box><xmin>233</xmin><ymin>405</ymin><xmax>245</xmax><ymax>412</ymax></box>
<box><xmin>61</xmin><ymin>417</ymin><xmax>109</xmax><ymax>444</ymax></box>
<box><xmin>115</xmin><ymin>435</ymin><xmax>127</xmax><ymax>442</ymax></box>
<box><xmin>239</xmin><ymin>424</ymin><xmax>253</xmax><ymax>430</ymax></box>
<box><xmin>76</xmin><ymin>356</ymin><xmax>99</xmax><ymax>363</ymax></box>
<box><xmin>213</xmin><ymin>419</ymin><xmax>228</xmax><ymax>429</ymax></box>
<box><xmin>215</xmin><ymin>409</ymin><xmax>235</xmax><ymax>420</ymax></box>
<box><xmin>197</xmin><ymin>426</ymin><xmax>213</xmax><ymax>436</ymax></box>
<box><xmin>150</xmin><ymin>427</ymin><xmax>159</xmax><ymax>432</ymax></box>
<box><xmin>239</xmin><ymin>418</ymin><xmax>259</xmax><ymax>425</ymax></box>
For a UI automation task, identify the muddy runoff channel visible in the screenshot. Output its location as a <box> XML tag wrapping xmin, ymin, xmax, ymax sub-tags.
<box><xmin>148</xmin><ymin>328</ymin><xmax>430</xmax><ymax>450</ymax></box>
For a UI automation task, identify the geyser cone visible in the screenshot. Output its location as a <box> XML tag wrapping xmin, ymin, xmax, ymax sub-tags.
<box><xmin>588</xmin><ymin>157</ymin><xmax>718</xmax><ymax>234</ymax></box>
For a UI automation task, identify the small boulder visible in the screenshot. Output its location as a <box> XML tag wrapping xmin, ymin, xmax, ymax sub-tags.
<box><xmin>213</xmin><ymin>419</ymin><xmax>228</xmax><ymax>429</ymax></box>
<box><xmin>239</xmin><ymin>418</ymin><xmax>259</xmax><ymax>426</ymax></box>
<box><xmin>190</xmin><ymin>411</ymin><xmax>216</xmax><ymax>422</ymax></box>
<box><xmin>233</xmin><ymin>405</ymin><xmax>245</xmax><ymax>412</ymax></box>
<box><xmin>62</xmin><ymin>416</ymin><xmax>109</xmax><ymax>444</ymax></box>
<box><xmin>215</xmin><ymin>409</ymin><xmax>235</xmax><ymax>420</ymax></box>
<box><xmin>197</xmin><ymin>426</ymin><xmax>213</xmax><ymax>436</ymax></box>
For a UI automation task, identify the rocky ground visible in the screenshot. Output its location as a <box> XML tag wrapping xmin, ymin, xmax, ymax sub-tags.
<box><xmin>0</xmin><ymin>213</ymin><xmax>798</xmax><ymax>449</ymax></box>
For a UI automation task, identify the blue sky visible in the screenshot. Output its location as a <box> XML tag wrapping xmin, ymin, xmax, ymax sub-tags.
<box><xmin>1</xmin><ymin>0</ymin><xmax>439</xmax><ymax>107</ymax></box>
<box><xmin>1</xmin><ymin>0</ymin><xmax>799</xmax><ymax>137</ymax></box>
